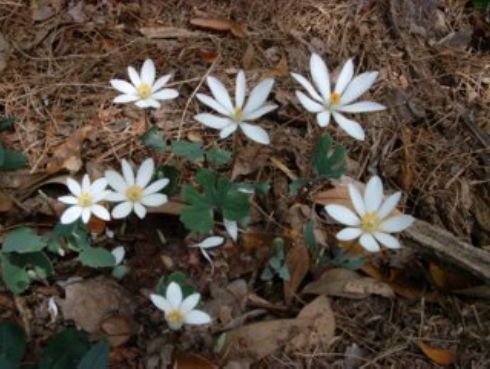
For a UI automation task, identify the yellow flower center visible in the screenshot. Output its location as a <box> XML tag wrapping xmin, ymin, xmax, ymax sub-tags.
<box><xmin>167</xmin><ymin>310</ymin><xmax>184</xmax><ymax>324</ymax></box>
<box><xmin>232</xmin><ymin>107</ymin><xmax>243</xmax><ymax>121</ymax></box>
<box><xmin>78</xmin><ymin>192</ymin><xmax>93</xmax><ymax>208</ymax></box>
<box><xmin>330</xmin><ymin>92</ymin><xmax>341</xmax><ymax>105</ymax></box>
<box><xmin>361</xmin><ymin>212</ymin><xmax>380</xmax><ymax>233</ymax></box>
<box><xmin>136</xmin><ymin>83</ymin><xmax>152</xmax><ymax>99</ymax></box>
<box><xmin>126</xmin><ymin>186</ymin><xmax>144</xmax><ymax>202</ymax></box>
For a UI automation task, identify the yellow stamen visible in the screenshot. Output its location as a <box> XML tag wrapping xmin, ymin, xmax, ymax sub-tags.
<box><xmin>330</xmin><ymin>92</ymin><xmax>341</xmax><ymax>105</ymax></box>
<box><xmin>137</xmin><ymin>83</ymin><xmax>152</xmax><ymax>99</ymax></box>
<box><xmin>126</xmin><ymin>186</ymin><xmax>143</xmax><ymax>202</ymax></box>
<box><xmin>232</xmin><ymin>107</ymin><xmax>243</xmax><ymax>121</ymax></box>
<box><xmin>167</xmin><ymin>310</ymin><xmax>184</xmax><ymax>324</ymax></box>
<box><xmin>361</xmin><ymin>212</ymin><xmax>380</xmax><ymax>233</ymax></box>
<box><xmin>78</xmin><ymin>192</ymin><xmax>93</xmax><ymax>207</ymax></box>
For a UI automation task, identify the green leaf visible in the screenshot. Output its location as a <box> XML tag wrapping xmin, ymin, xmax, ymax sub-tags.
<box><xmin>205</xmin><ymin>146</ymin><xmax>232</xmax><ymax>165</ymax></box>
<box><xmin>180</xmin><ymin>204</ymin><xmax>214</xmax><ymax>234</ymax></box>
<box><xmin>0</xmin><ymin>143</ymin><xmax>28</xmax><ymax>170</ymax></box>
<box><xmin>303</xmin><ymin>221</ymin><xmax>317</xmax><ymax>251</ymax></box>
<box><xmin>222</xmin><ymin>189</ymin><xmax>249</xmax><ymax>221</ymax></box>
<box><xmin>155</xmin><ymin>165</ymin><xmax>180</xmax><ymax>195</ymax></box>
<box><xmin>1</xmin><ymin>252</ymin><xmax>53</xmax><ymax>294</ymax></box>
<box><xmin>1</xmin><ymin>254</ymin><xmax>31</xmax><ymax>294</ymax></box>
<box><xmin>0</xmin><ymin>321</ymin><xmax>26</xmax><ymax>367</ymax></box>
<box><xmin>0</xmin><ymin>117</ymin><xmax>16</xmax><ymax>131</ymax></box>
<box><xmin>195</xmin><ymin>169</ymin><xmax>217</xmax><ymax>193</ymax></box>
<box><xmin>171</xmin><ymin>140</ymin><xmax>204</xmax><ymax>162</ymax></box>
<box><xmin>48</xmin><ymin>222</ymin><xmax>90</xmax><ymax>253</ymax></box>
<box><xmin>260</xmin><ymin>266</ymin><xmax>273</xmax><ymax>281</ymax></box>
<box><xmin>3</xmin><ymin>227</ymin><xmax>46</xmax><ymax>254</ymax></box>
<box><xmin>141</xmin><ymin>127</ymin><xmax>166</xmax><ymax>153</ymax></box>
<box><xmin>77</xmin><ymin>341</ymin><xmax>110</xmax><ymax>369</ymax></box>
<box><xmin>312</xmin><ymin>134</ymin><xmax>346</xmax><ymax>179</ymax></box>
<box><xmin>39</xmin><ymin>328</ymin><xmax>90</xmax><ymax>369</ymax></box>
<box><xmin>473</xmin><ymin>0</ymin><xmax>490</xmax><ymax>9</ymax></box>
<box><xmin>79</xmin><ymin>247</ymin><xmax>115</xmax><ymax>268</ymax></box>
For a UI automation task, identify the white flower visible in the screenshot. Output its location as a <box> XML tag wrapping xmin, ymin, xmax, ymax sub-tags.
<box><xmin>190</xmin><ymin>236</ymin><xmax>224</xmax><ymax>267</ymax></box>
<box><xmin>110</xmin><ymin>59</ymin><xmax>179</xmax><ymax>109</ymax></box>
<box><xmin>194</xmin><ymin>70</ymin><xmax>277</xmax><ymax>145</ymax></box>
<box><xmin>111</xmin><ymin>246</ymin><xmax>126</xmax><ymax>265</ymax></box>
<box><xmin>105</xmin><ymin>158</ymin><xmax>169</xmax><ymax>219</ymax></box>
<box><xmin>58</xmin><ymin>175</ymin><xmax>110</xmax><ymax>224</ymax></box>
<box><xmin>291</xmin><ymin>53</ymin><xmax>386</xmax><ymax>140</ymax></box>
<box><xmin>150</xmin><ymin>282</ymin><xmax>211</xmax><ymax>330</ymax></box>
<box><xmin>223</xmin><ymin>218</ymin><xmax>238</xmax><ymax>242</ymax></box>
<box><xmin>325</xmin><ymin>176</ymin><xmax>414</xmax><ymax>252</ymax></box>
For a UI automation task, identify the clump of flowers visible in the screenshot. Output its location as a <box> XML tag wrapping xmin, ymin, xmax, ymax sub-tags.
<box><xmin>325</xmin><ymin>176</ymin><xmax>414</xmax><ymax>252</ymax></box>
<box><xmin>291</xmin><ymin>53</ymin><xmax>385</xmax><ymax>140</ymax></box>
<box><xmin>110</xmin><ymin>59</ymin><xmax>179</xmax><ymax>109</ymax></box>
<box><xmin>150</xmin><ymin>282</ymin><xmax>211</xmax><ymax>330</ymax></box>
<box><xmin>194</xmin><ymin>70</ymin><xmax>277</xmax><ymax>145</ymax></box>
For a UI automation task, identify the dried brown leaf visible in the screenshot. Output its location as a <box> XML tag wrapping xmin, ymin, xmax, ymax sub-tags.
<box><xmin>417</xmin><ymin>341</ymin><xmax>458</xmax><ymax>366</ymax></box>
<box><xmin>140</xmin><ymin>26</ymin><xmax>201</xmax><ymax>39</ymax></box>
<box><xmin>190</xmin><ymin>17</ymin><xmax>246</xmax><ymax>38</ymax></box>
<box><xmin>0</xmin><ymin>190</ymin><xmax>13</xmax><ymax>212</ymax></box>
<box><xmin>173</xmin><ymin>352</ymin><xmax>218</xmax><ymax>369</ymax></box>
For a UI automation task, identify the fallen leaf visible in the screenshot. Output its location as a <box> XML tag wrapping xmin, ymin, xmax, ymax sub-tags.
<box><xmin>417</xmin><ymin>341</ymin><xmax>458</xmax><ymax>366</ymax></box>
<box><xmin>87</xmin><ymin>215</ymin><xmax>106</xmax><ymax>236</ymax></box>
<box><xmin>140</xmin><ymin>26</ymin><xmax>201</xmax><ymax>39</ymax></box>
<box><xmin>302</xmin><ymin>268</ymin><xmax>394</xmax><ymax>299</ymax></box>
<box><xmin>173</xmin><ymin>352</ymin><xmax>218</xmax><ymax>369</ymax></box>
<box><xmin>0</xmin><ymin>190</ymin><xmax>13</xmax><ymax>212</ymax></box>
<box><xmin>190</xmin><ymin>17</ymin><xmax>246</xmax><ymax>38</ymax></box>
<box><xmin>47</xmin><ymin>126</ymin><xmax>94</xmax><ymax>173</ymax></box>
<box><xmin>100</xmin><ymin>315</ymin><xmax>133</xmax><ymax>347</ymax></box>
<box><xmin>196</xmin><ymin>48</ymin><xmax>219</xmax><ymax>63</ymax></box>
<box><xmin>58</xmin><ymin>277</ymin><xmax>135</xmax><ymax>339</ymax></box>
<box><xmin>429</xmin><ymin>262</ymin><xmax>473</xmax><ymax>290</ymax></box>
<box><xmin>220</xmin><ymin>296</ymin><xmax>335</xmax><ymax>361</ymax></box>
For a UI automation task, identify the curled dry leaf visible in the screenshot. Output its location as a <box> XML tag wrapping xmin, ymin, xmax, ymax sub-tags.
<box><xmin>417</xmin><ymin>341</ymin><xmax>458</xmax><ymax>366</ymax></box>
<box><xmin>220</xmin><ymin>296</ymin><xmax>335</xmax><ymax>362</ymax></box>
<box><xmin>47</xmin><ymin>125</ymin><xmax>94</xmax><ymax>173</ymax></box>
<box><xmin>139</xmin><ymin>26</ymin><xmax>202</xmax><ymax>39</ymax></box>
<box><xmin>190</xmin><ymin>17</ymin><xmax>246</xmax><ymax>38</ymax></box>
<box><xmin>302</xmin><ymin>268</ymin><xmax>395</xmax><ymax>299</ymax></box>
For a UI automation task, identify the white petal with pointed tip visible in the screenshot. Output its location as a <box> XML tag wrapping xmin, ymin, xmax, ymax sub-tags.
<box><xmin>364</xmin><ymin>176</ymin><xmax>383</xmax><ymax>213</ymax></box>
<box><xmin>359</xmin><ymin>233</ymin><xmax>380</xmax><ymax>252</ymax></box>
<box><xmin>61</xmin><ymin>206</ymin><xmax>83</xmax><ymax>224</ymax></box>
<box><xmin>105</xmin><ymin>170</ymin><xmax>128</xmax><ymax>193</ymax></box>
<box><xmin>337</xmin><ymin>101</ymin><xmax>385</xmax><ymax>113</ymax></box>
<box><xmin>240</xmin><ymin>123</ymin><xmax>270</xmax><ymax>145</ymax></box>
<box><xmin>334</xmin><ymin>58</ymin><xmax>354</xmax><ymax>95</ymax></box>
<box><xmin>291</xmin><ymin>72</ymin><xmax>323</xmax><ymax>102</ymax></box>
<box><xmin>81</xmin><ymin>208</ymin><xmax>91</xmax><ymax>223</ymax></box>
<box><xmin>140</xmin><ymin>193</ymin><xmax>167</xmax><ymax>207</ymax></box>
<box><xmin>195</xmin><ymin>113</ymin><xmax>232</xmax><ymax>130</ymax></box>
<box><xmin>242</xmin><ymin>104</ymin><xmax>277</xmax><ymax>121</ymax></box>
<box><xmin>152</xmin><ymin>74</ymin><xmax>172</xmax><ymax>92</ymax></box>
<box><xmin>224</xmin><ymin>218</ymin><xmax>238</xmax><ymax>242</ymax></box>
<box><xmin>235</xmin><ymin>70</ymin><xmax>246</xmax><ymax>108</ymax></box>
<box><xmin>136</xmin><ymin>158</ymin><xmax>154</xmax><ymax>187</ymax></box>
<box><xmin>331</xmin><ymin>112</ymin><xmax>365</xmax><ymax>140</ymax></box>
<box><xmin>376</xmin><ymin>192</ymin><xmax>401</xmax><ymax>220</ymax></box>
<box><xmin>196</xmin><ymin>94</ymin><xmax>231</xmax><ymax>116</ymax></box>
<box><xmin>58</xmin><ymin>196</ymin><xmax>78</xmax><ymax>205</ymax></box>
<box><xmin>134</xmin><ymin>202</ymin><xmax>147</xmax><ymax>219</ymax></box>
<box><xmin>152</xmin><ymin>89</ymin><xmax>178</xmax><ymax>101</ymax></box>
<box><xmin>150</xmin><ymin>294</ymin><xmax>172</xmax><ymax>314</ymax></box>
<box><xmin>66</xmin><ymin>178</ymin><xmax>82</xmax><ymax>196</ymax></box>
<box><xmin>219</xmin><ymin>123</ymin><xmax>238</xmax><ymax>139</ymax></box>
<box><xmin>243</xmin><ymin>79</ymin><xmax>274</xmax><ymax>115</ymax></box>
<box><xmin>180</xmin><ymin>293</ymin><xmax>201</xmax><ymax>314</ymax></box>
<box><xmin>379</xmin><ymin>215</ymin><xmax>414</xmax><ymax>233</ymax></box>
<box><xmin>114</xmin><ymin>94</ymin><xmax>139</xmax><ymax>103</ymax></box>
<box><xmin>348</xmin><ymin>184</ymin><xmax>366</xmax><ymax>217</ymax></box>
<box><xmin>143</xmin><ymin>178</ymin><xmax>169</xmax><ymax>195</ymax></box>
<box><xmin>336</xmin><ymin>227</ymin><xmax>362</xmax><ymax>241</ymax></box>
<box><xmin>184</xmin><ymin>310</ymin><xmax>211</xmax><ymax>325</ymax></box>
<box><xmin>91</xmin><ymin>204</ymin><xmax>110</xmax><ymax>221</ymax></box>
<box><xmin>90</xmin><ymin>178</ymin><xmax>108</xmax><ymax>196</ymax></box>
<box><xmin>198</xmin><ymin>236</ymin><xmax>224</xmax><ymax>249</ymax></box>
<box><xmin>310</xmin><ymin>53</ymin><xmax>331</xmax><ymax>102</ymax></box>
<box><xmin>373</xmin><ymin>232</ymin><xmax>401</xmax><ymax>249</ymax></box>
<box><xmin>166</xmin><ymin>282</ymin><xmax>183</xmax><ymax>308</ymax></box>
<box><xmin>112</xmin><ymin>201</ymin><xmax>133</xmax><ymax>219</ymax></box>
<box><xmin>207</xmin><ymin>76</ymin><xmax>234</xmax><ymax>113</ymax></box>
<box><xmin>81</xmin><ymin>175</ymin><xmax>90</xmax><ymax>192</ymax></box>
<box><xmin>111</xmin><ymin>246</ymin><xmax>126</xmax><ymax>265</ymax></box>
<box><xmin>127</xmin><ymin>66</ymin><xmax>140</xmax><ymax>86</ymax></box>
<box><xmin>296</xmin><ymin>91</ymin><xmax>324</xmax><ymax>113</ymax></box>
<box><xmin>341</xmin><ymin>71</ymin><xmax>378</xmax><ymax>105</ymax></box>
<box><xmin>325</xmin><ymin>204</ymin><xmax>361</xmax><ymax>226</ymax></box>
<box><xmin>141</xmin><ymin>59</ymin><xmax>156</xmax><ymax>85</ymax></box>
<box><xmin>110</xmin><ymin>79</ymin><xmax>136</xmax><ymax>94</ymax></box>
<box><xmin>121</xmin><ymin>160</ymin><xmax>135</xmax><ymax>186</ymax></box>
<box><xmin>316</xmin><ymin>111</ymin><xmax>331</xmax><ymax>127</ymax></box>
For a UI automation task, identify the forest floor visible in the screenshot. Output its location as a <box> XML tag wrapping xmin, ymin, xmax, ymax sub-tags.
<box><xmin>0</xmin><ymin>0</ymin><xmax>490</xmax><ymax>368</ymax></box>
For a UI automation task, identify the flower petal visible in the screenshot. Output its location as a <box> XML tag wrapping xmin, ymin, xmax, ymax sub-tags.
<box><xmin>106</xmin><ymin>191</ymin><xmax>127</xmax><ymax>202</ymax></box>
<box><xmin>240</xmin><ymin>123</ymin><xmax>270</xmax><ymax>145</ymax></box>
<box><xmin>316</xmin><ymin>111</ymin><xmax>330</xmax><ymax>127</ymax></box>
<box><xmin>150</xmin><ymin>293</ymin><xmax>172</xmax><ymax>314</ymax></box>
<box><xmin>219</xmin><ymin>123</ymin><xmax>238</xmax><ymax>139</ymax></box>
<box><xmin>310</xmin><ymin>53</ymin><xmax>331</xmax><ymax>102</ymax></box>
<box><xmin>112</xmin><ymin>201</ymin><xmax>133</xmax><ymax>219</ymax></box>
<box><xmin>376</xmin><ymin>192</ymin><xmax>401</xmax><ymax>220</ymax></box>
<box><xmin>81</xmin><ymin>208</ymin><xmax>91</xmax><ymax>223</ymax></box>
<box><xmin>379</xmin><ymin>215</ymin><xmax>414</xmax><ymax>233</ymax></box>
<box><xmin>127</xmin><ymin>66</ymin><xmax>140</xmax><ymax>86</ymax></box>
<box><xmin>331</xmin><ymin>112</ymin><xmax>365</xmax><ymax>140</ymax></box>
<box><xmin>58</xmin><ymin>195</ymin><xmax>78</xmax><ymax>205</ymax></box>
<box><xmin>184</xmin><ymin>310</ymin><xmax>211</xmax><ymax>325</ymax></box>
<box><xmin>196</xmin><ymin>93</ymin><xmax>231</xmax><ymax>116</ymax></box>
<box><xmin>136</xmin><ymin>158</ymin><xmax>154</xmax><ymax>188</ymax></box>
<box><xmin>113</xmin><ymin>94</ymin><xmax>139</xmax><ymax>104</ymax></box>
<box><xmin>334</xmin><ymin>58</ymin><xmax>354</xmax><ymax>95</ymax></box>
<box><xmin>291</xmin><ymin>72</ymin><xmax>322</xmax><ymax>102</ymax></box>
<box><xmin>337</xmin><ymin>101</ymin><xmax>386</xmax><ymax>113</ymax></box>
<box><xmin>341</xmin><ymin>71</ymin><xmax>378</xmax><ymax>105</ymax></box>
<box><xmin>242</xmin><ymin>104</ymin><xmax>277</xmax><ymax>121</ymax></box>
<box><xmin>180</xmin><ymin>293</ymin><xmax>201</xmax><ymax>314</ymax></box>
<box><xmin>373</xmin><ymin>232</ymin><xmax>401</xmax><ymax>249</ymax></box>
<box><xmin>143</xmin><ymin>178</ymin><xmax>169</xmax><ymax>195</ymax></box>
<box><xmin>90</xmin><ymin>178</ymin><xmax>108</xmax><ymax>196</ymax></box>
<box><xmin>66</xmin><ymin>178</ymin><xmax>81</xmax><ymax>196</ymax></box>
<box><xmin>295</xmin><ymin>91</ymin><xmax>324</xmax><ymax>113</ymax></box>
<box><xmin>364</xmin><ymin>175</ymin><xmax>383</xmax><ymax>213</ymax></box>
<box><xmin>166</xmin><ymin>282</ymin><xmax>182</xmax><ymax>308</ymax></box>
<box><xmin>197</xmin><ymin>236</ymin><xmax>224</xmax><ymax>249</ymax></box>
<box><xmin>111</xmin><ymin>246</ymin><xmax>125</xmax><ymax>265</ymax></box>
<box><xmin>207</xmin><ymin>76</ymin><xmax>234</xmax><ymax>113</ymax></box>
<box><xmin>91</xmin><ymin>204</ymin><xmax>110</xmax><ymax>221</ymax></box>
<box><xmin>195</xmin><ymin>113</ymin><xmax>232</xmax><ymax>130</ymax></box>
<box><xmin>243</xmin><ymin>79</ymin><xmax>275</xmax><ymax>116</ymax></box>
<box><xmin>105</xmin><ymin>170</ymin><xmax>128</xmax><ymax>193</ymax></box>
<box><xmin>140</xmin><ymin>59</ymin><xmax>156</xmax><ymax>85</ymax></box>
<box><xmin>224</xmin><ymin>218</ymin><xmax>238</xmax><ymax>242</ymax></box>
<box><xmin>348</xmin><ymin>184</ymin><xmax>366</xmax><ymax>217</ymax></box>
<box><xmin>121</xmin><ymin>159</ymin><xmax>135</xmax><ymax>186</ymax></box>
<box><xmin>60</xmin><ymin>206</ymin><xmax>82</xmax><ymax>224</ymax></box>
<box><xmin>152</xmin><ymin>74</ymin><xmax>172</xmax><ymax>92</ymax></box>
<box><xmin>325</xmin><ymin>204</ymin><xmax>361</xmax><ymax>226</ymax></box>
<box><xmin>140</xmin><ymin>193</ymin><xmax>167</xmax><ymax>207</ymax></box>
<box><xmin>134</xmin><ymin>202</ymin><xmax>147</xmax><ymax>219</ymax></box>
<box><xmin>137</xmin><ymin>98</ymin><xmax>160</xmax><ymax>109</ymax></box>
<box><xmin>92</xmin><ymin>190</ymin><xmax>110</xmax><ymax>203</ymax></box>
<box><xmin>110</xmin><ymin>79</ymin><xmax>136</xmax><ymax>94</ymax></box>
<box><xmin>336</xmin><ymin>227</ymin><xmax>363</xmax><ymax>241</ymax></box>
<box><xmin>81</xmin><ymin>175</ymin><xmax>91</xmax><ymax>192</ymax></box>
<box><xmin>152</xmin><ymin>89</ymin><xmax>179</xmax><ymax>101</ymax></box>
<box><xmin>359</xmin><ymin>233</ymin><xmax>380</xmax><ymax>252</ymax></box>
<box><xmin>235</xmin><ymin>70</ymin><xmax>246</xmax><ymax>109</ymax></box>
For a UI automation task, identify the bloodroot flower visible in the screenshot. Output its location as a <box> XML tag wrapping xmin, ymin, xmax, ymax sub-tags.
<box><xmin>291</xmin><ymin>53</ymin><xmax>385</xmax><ymax>140</ymax></box>
<box><xmin>58</xmin><ymin>175</ymin><xmax>110</xmax><ymax>224</ymax></box>
<box><xmin>325</xmin><ymin>176</ymin><xmax>414</xmax><ymax>252</ymax></box>
<box><xmin>194</xmin><ymin>70</ymin><xmax>277</xmax><ymax>145</ymax></box>
<box><xmin>150</xmin><ymin>282</ymin><xmax>211</xmax><ymax>330</ymax></box>
<box><xmin>110</xmin><ymin>59</ymin><xmax>178</xmax><ymax>109</ymax></box>
<box><xmin>105</xmin><ymin>158</ymin><xmax>169</xmax><ymax>219</ymax></box>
